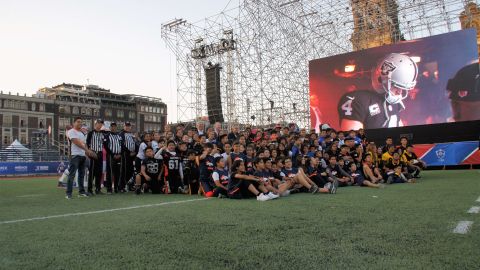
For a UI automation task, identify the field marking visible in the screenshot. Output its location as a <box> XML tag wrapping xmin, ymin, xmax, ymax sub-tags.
<box><xmin>0</xmin><ymin>198</ymin><xmax>208</xmax><ymax>225</ymax></box>
<box><xmin>467</xmin><ymin>206</ymin><xmax>480</xmax><ymax>214</ymax></box>
<box><xmin>16</xmin><ymin>194</ymin><xmax>46</xmax><ymax>198</ymax></box>
<box><xmin>453</xmin><ymin>221</ymin><xmax>473</xmax><ymax>234</ymax></box>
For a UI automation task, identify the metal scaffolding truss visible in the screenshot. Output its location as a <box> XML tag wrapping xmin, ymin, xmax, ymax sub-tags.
<box><xmin>161</xmin><ymin>0</ymin><xmax>477</xmax><ymax>128</ymax></box>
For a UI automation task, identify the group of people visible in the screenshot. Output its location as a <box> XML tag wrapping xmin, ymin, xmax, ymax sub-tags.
<box><xmin>61</xmin><ymin>116</ymin><xmax>427</xmax><ymax>200</ymax></box>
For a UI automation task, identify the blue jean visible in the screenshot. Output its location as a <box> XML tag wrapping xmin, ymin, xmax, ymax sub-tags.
<box><xmin>66</xmin><ymin>155</ymin><xmax>87</xmax><ymax>195</ymax></box>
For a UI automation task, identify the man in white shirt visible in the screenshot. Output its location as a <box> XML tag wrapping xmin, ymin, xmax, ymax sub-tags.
<box><xmin>65</xmin><ymin>117</ymin><xmax>96</xmax><ymax>199</ymax></box>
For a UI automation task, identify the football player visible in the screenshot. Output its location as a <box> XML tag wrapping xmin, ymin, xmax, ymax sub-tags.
<box><xmin>135</xmin><ymin>147</ymin><xmax>164</xmax><ymax>194</ymax></box>
<box><xmin>338</xmin><ymin>53</ymin><xmax>418</xmax><ymax>130</ymax></box>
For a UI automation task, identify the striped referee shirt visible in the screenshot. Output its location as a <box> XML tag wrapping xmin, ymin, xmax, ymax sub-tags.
<box><xmin>106</xmin><ymin>132</ymin><xmax>123</xmax><ymax>154</ymax></box>
<box><xmin>86</xmin><ymin>130</ymin><xmax>104</xmax><ymax>152</ymax></box>
<box><xmin>123</xmin><ymin>132</ymin><xmax>135</xmax><ymax>152</ymax></box>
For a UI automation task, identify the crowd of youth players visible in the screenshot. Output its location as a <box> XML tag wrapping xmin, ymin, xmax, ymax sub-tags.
<box><xmin>64</xmin><ymin>118</ymin><xmax>427</xmax><ymax>201</ymax></box>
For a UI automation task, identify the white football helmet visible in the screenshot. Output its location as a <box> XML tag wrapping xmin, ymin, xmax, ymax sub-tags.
<box><xmin>372</xmin><ymin>53</ymin><xmax>418</xmax><ymax>105</ymax></box>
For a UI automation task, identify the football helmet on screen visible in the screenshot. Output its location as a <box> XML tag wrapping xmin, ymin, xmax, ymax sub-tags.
<box><xmin>372</xmin><ymin>53</ymin><xmax>418</xmax><ymax>105</ymax></box>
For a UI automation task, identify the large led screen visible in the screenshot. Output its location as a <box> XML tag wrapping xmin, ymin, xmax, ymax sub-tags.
<box><xmin>309</xmin><ymin>29</ymin><xmax>480</xmax><ymax>131</ymax></box>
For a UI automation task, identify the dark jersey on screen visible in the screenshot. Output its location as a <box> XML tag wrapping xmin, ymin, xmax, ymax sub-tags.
<box><xmin>337</xmin><ymin>90</ymin><xmax>403</xmax><ymax>129</ymax></box>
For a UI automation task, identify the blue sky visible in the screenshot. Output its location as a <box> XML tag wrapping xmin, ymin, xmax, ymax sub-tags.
<box><xmin>0</xmin><ymin>0</ymin><xmax>233</xmax><ymax>122</ymax></box>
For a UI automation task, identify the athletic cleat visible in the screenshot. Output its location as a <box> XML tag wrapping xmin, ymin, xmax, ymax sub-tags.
<box><xmin>135</xmin><ymin>188</ymin><xmax>142</xmax><ymax>195</ymax></box>
<box><xmin>267</xmin><ymin>192</ymin><xmax>279</xmax><ymax>199</ymax></box>
<box><xmin>256</xmin><ymin>193</ymin><xmax>271</xmax><ymax>201</ymax></box>
<box><xmin>329</xmin><ymin>180</ymin><xmax>339</xmax><ymax>194</ymax></box>
<box><xmin>65</xmin><ymin>194</ymin><xmax>72</xmax><ymax>200</ymax></box>
<box><xmin>309</xmin><ymin>184</ymin><xmax>319</xmax><ymax>194</ymax></box>
<box><xmin>95</xmin><ymin>190</ymin><xmax>105</xmax><ymax>195</ymax></box>
<box><xmin>78</xmin><ymin>192</ymin><xmax>89</xmax><ymax>198</ymax></box>
<box><xmin>218</xmin><ymin>193</ymin><xmax>228</xmax><ymax>199</ymax></box>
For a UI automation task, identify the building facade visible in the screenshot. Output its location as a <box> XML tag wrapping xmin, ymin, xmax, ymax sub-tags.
<box><xmin>0</xmin><ymin>84</ymin><xmax>167</xmax><ymax>155</ymax></box>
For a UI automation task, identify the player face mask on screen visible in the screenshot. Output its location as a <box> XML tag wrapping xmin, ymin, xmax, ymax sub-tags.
<box><xmin>375</xmin><ymin>53</ymin><xmax>418</xmax><ymax>106</ymax></box>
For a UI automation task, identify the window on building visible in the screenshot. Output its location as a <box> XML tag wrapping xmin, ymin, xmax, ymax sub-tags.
<box><xmin>72</xmin><ymin>107</ymin><xmax>79</xmax><ymax>115</ymax></box>
<box><xmin>39</xmin><ymin>103</ymin><xmax>45</xmax><ymax>111</ymax></box>
<box><xmin>81</xmin><ymin>108</ymin><xmax>86</xmax><ymax>115</ymax></box>
<box><xmin>31</xmin><ymin>102</ymin><xmax>36</xmax><ymax>111</ymax></box>
<box><xmin>93</xmin><ymin>109</ymin><xmax>99</xmax><ymax>116</ymax></box>
<box><xmin>117</xmin><ymin>110</ymin><xmax>124</xmax><ymax>118</ymax></box>
<box><xmin>20</xmin><ymin>133</ymin><xmax>27</xmax><ymax>144</ymax></box>
<box><xmin>105</xmin><ymin>109</ymin><xmax>112</xmax><ymax>117</ymax></box>
<box><xmin>3</xmin><ymin>115</ymin><xmax>12</xmax><ymax>126</ymax></box>
<box><xmin>86</xmin><ymin>108</ymin><xmax>91</xmax><ymax>115</ymax></box>
<box><xmin>129</xmin><ymin>111</ymin><xmax>136</xmax><ymax>119</ymax></box>
<box><xmin>64</xmin><ymin>106</ymin><xmax>71</xmax><ymax>114</ymax></box>
<box><xmin>140</xmin><ymin>105</ymin><xmax>145</xmax><ymax>112</ymax></box>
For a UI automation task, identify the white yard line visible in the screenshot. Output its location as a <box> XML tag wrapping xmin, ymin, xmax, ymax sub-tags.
<box><xmin>0</xmin><ymin>198</ymin><xmax>208</xmax><ymax>225</ymax></box>
<box><xmin>452</xmin><ymin>221</ymin><xmax>474</xmax><ymax>234</ymax></box>
<box><xmin>467</xmin><ymin>206</ymin><xmax>480</xmax><ymax>214</ymax></box>
<box><xmin>16</xmin><ymin>194</ymin><xmax>46</xmax><ymax>198</ymax></box>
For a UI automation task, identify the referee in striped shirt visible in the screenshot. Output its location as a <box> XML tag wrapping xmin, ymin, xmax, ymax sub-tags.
<box><xmin>119</xmin><ymin>122</ymin><xmax>136</xmax><ymax>191</ymax></box>
<box><xmin>105</xmin><ymin>122</ymin><xmax>123</xmax><ymax>194</ymax></box>
<box><xmin>86</xmin><ymin>119</ymin><xmax>105</xmax><ymax>194</ymax></box>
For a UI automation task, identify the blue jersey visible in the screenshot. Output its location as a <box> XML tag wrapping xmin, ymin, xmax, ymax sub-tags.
<box><xmin>253</xmin><ymin>169</ymin><xmax>273</xmax><ymax>183</ymax></box>
<box><xmin>230</xmin><ymin>152</ymin><xmax>247</xmax><ymax>162</ymax></box>
<box><xmin>212</xmin><ymin>169</ymin><xmax>229</xmax><ymax>186</ymax></box>
<box><xmin>199</xmin><ymin>155</ymin><xmax>215</xmax><ymax>180</ymax></box>
<box><xmin>244</xmin><ymin>156</ymin><xmax>255</xmax><ymax>175</ymax></box>
<box><xmin>281</xmin><ymin>167</ymin><xmax>299</xmax><ymax>178</ymax></box>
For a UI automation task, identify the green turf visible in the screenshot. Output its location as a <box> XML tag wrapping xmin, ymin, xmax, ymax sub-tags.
<box><xmin>0</xmin><ymin>170</ymin><xmax>479</xmax><ymax>269</ymax></box>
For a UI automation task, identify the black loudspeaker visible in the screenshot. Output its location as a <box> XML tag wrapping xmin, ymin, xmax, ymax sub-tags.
<box><xmin>205</xmin><ymin>64</ymin><xmax>224</xmax><ymax>124</ymax></box>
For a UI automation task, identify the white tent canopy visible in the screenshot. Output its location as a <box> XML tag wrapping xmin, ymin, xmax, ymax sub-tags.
<box><xmin>4</xmin><ymin>139</ymin><xmax>33</xmax><ymax>161</ymax></box>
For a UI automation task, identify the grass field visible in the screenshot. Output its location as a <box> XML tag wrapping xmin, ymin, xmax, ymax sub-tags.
<box><xmin>1</xmin><ymin>170</ymin><xmax>479</xmax><ymax>269</ymax></box>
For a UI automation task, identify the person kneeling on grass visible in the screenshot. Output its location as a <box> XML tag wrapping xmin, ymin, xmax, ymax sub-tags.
<box><xmin>348</xmin><ymin>162</ymin><xmax>384</xmax><ymax>188</ymax></box>
<box><xmin>135</xmin><ymin>147</ymin><xmax>164</xmax><ymax>194</ymax></box>
<box><xmin>212</xmin><ymin>157</ymin><xmax>230</xmax><ymax>198</ymax></box>
<box><xmin>387</xmin><ymin>165</ymin><xmax>415</xmax><ymax>184</ymax></box>
<box><xmin>227</xmin><ymin>160</ymin><xmax>278</xmax><ymax>201</ymax></box>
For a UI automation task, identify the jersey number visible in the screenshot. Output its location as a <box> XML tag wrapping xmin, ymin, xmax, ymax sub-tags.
<box><xmin>168</xmin><ymin>160</ymin><xmax>179</xmax><ymax>170</ymax></box>
<box><xmin>341</xmin><ymin>100</ymin><xmax>353</xmax><ymax>116</ymax></box>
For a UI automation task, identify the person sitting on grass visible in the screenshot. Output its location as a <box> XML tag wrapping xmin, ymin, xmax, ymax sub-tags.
<box><xmin>348</xmin><ymin>162</ymin><xmax>384</xmax><ymax>188</ymax></box>
<box><xmin>384</xmin><ymin>152</ymin><xmax>414</xmax><ymax>181</ymax></box>
<box><xmin>227</xmin><ymin>160</ymin><xmax>277</xmax><ymax>201</ymax></box>
<box><xmin>326</xmin><ymin>155</ymin><xmax>353</xmax><ymax>187</ymax></box>
<box><xmin>253</xmin><ymin>158</ymin><xmax>281</xmax><ymax>197</ymax></box>
<box><xmin>281</xmin><ymin>157</ymin><xmax>337</xmax><ymax>194</ymax></box>
<box><xmin>305</xmin><ymin>156</ymin><xmax>336</xmax><ymax>193</ymax></box>
<box><xmin>362</xmin><ymin>153</ymin><xmax>384</xmax><ymax>184</ymax></box>
<box><xmin>387</xmin><ymin>164</ymin><xmax>416</xmax><ymax>184</ymax></box>
<box><xmin>135</xmin><ymin>147</ymin><xmax>164</xmax><ymax>194</ymax></box>
<box><xmin>211</xmin><ymin>157</ymin><xmax>229</xmax><ymax>198</ymax></box>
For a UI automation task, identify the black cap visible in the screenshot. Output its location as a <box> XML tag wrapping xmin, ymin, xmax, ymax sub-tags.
<box><xmin>124</xmin><ymin>122</ymin><xmax>131</xmax><ymax>126</ymax></box>
<box><xmin>110</xmin><ymin>122</ymin><xmax>117</xmax><ymax>126</ymax></box>
<box><xmin>96</xmin><ymin>119</ymin><xmax>104</xmax><ymax>124</ymax></box>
